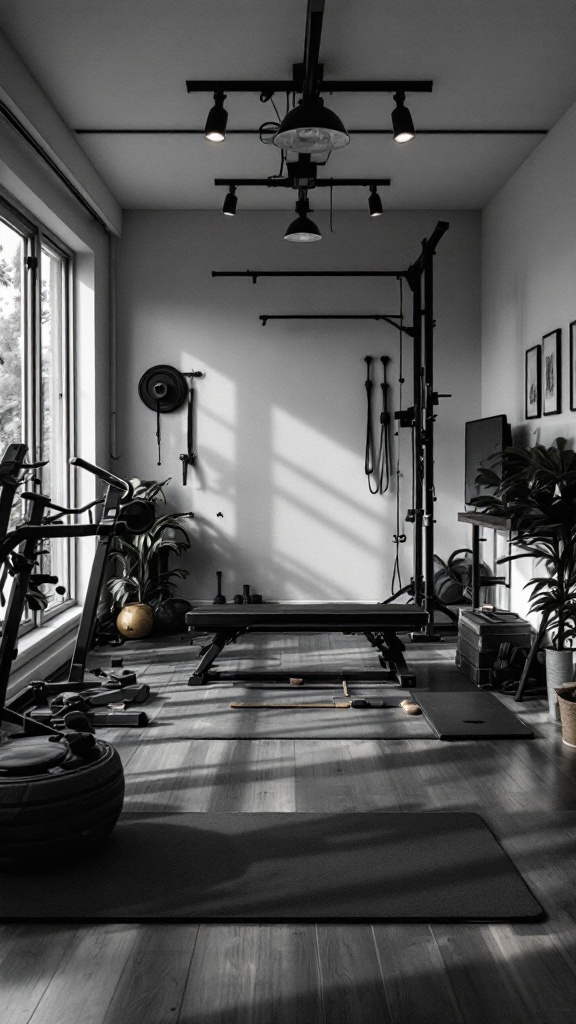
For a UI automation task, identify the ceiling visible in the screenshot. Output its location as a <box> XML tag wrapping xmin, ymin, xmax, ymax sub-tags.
<box><xmin>1</xmin><ymin>0</ymin><xmax>576</xmax><ymax>212</ymax></box>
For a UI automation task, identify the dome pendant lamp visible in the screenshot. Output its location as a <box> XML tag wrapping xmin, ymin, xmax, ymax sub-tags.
<box><xmin>284</xmin><ymin>192</ymin><xmax>322</xmax><ymax>242</ymax></box>
<box><xmin>274</xmin><ymin>97</ymin><xmax>349</xmax><ymax>154</ymax></box>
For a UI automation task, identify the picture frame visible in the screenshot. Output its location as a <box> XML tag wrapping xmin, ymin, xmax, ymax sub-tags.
<box><xmin>525</xmin><ymin>344</ymin><xmax>541</xmax><ymax>419</ymax></box>
<box><xmin>542</xmin><ymin>328</ymin><xmax>562</xmax><ymax>416</ymax></box>
<box><xmin>565</xmin><ymin>321</ymin><xmax>569</xmax><ymax>413</ymax></box>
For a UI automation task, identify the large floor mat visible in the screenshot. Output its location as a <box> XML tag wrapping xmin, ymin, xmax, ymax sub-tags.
<box><xmin>410</xmin><ymin>690</ymin><xmax>534</xmax><ymax>739</ymax></box>
<box><xmin>0</xmin><ymin>811</ymin><xmax>543</xmax><ymax>922</ymax></box>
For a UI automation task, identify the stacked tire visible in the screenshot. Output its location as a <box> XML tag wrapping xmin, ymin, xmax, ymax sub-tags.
<box><xmin>0</xmin><ymin>738</ymin><xmax>124</xmax><ymax>869</ymax></box>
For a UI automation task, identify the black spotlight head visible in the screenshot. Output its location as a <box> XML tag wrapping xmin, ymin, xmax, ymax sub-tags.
<box><xmin>205</xmin><ymin>91</ymin><xmax>228</xmax><ymax>143</ymax></box>
<box><xmin>368</xmin><ymin>186</ymin><xmax>383</xmax><ymax>217</ymax></box>
<box><xmin>284</xmin><ymin>195</ymin><xmax>322</xmax><ymax>242</ymax></box>
<box><xmin>392</xmin><ymin>92</ymin><xmax>415</xmax><ymax>144</ymax></box>
<box><xmin>223</xmin><ymin>186</ymin><xmax>237</xmax><ymax>216</ymax></box>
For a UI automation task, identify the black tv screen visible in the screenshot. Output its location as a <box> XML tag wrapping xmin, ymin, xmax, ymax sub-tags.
<box><xmin>465</xmin><ymin>415</ymin><xmax>511</xmax><ymax>505</ymax></box>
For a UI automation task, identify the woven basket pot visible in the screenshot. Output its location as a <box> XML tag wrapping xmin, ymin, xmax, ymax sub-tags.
<box><xmin>545</xmin><ymin>648</ymin><xmax>575</xmax><ymax>722</ymax></box>
<box><xmin>556</xmin><ymin>685</ymin><xmax>576</xmax><ymax>747</ymax></box>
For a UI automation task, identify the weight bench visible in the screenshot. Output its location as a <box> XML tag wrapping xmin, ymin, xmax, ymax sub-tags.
<box><xmin>185</xmin><ymin>603</ymin><xmax>428</xmax><ymax>688</ymax></box>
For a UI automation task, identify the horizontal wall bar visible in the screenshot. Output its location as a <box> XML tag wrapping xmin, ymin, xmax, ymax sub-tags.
<box><xmin>213</xmin><ymin>270</ymin><xmax>406</xmax><ymax>279</ymax></box>
<box><xmin>185</xmin><ymin>79</ymin><xmax>434</xmax><ymax>93</ymax></box>
<box><xmin>259</xmin><ymin>314</ymin><xmax>402</xmax><ymax>320</ymax></box>
<box><xmin>75</xmin><ymin>127</ymin><xmax>548</xmax><ymax>136</ymax></box>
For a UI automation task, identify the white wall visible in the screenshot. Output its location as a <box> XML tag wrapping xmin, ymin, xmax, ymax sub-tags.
<box><xmin>482</xmin><ymin>97</ymin><xmax>576</xmax><ymax>617</ymax></box>
<box><xmin>116</xmin><ymin>210</ymin><xmax>480</xmax><ymax>601</ymax></box>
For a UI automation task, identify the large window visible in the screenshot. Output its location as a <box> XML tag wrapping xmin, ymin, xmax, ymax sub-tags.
<box><xmin>0</xmin><ymin>198</ymin><xmax>74</xmax><ymax>627</ymax></box>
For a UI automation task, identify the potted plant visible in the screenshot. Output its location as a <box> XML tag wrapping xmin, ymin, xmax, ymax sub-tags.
<box><xmin>107</xmin><ymin>478</ymin><xmax>194</xmax><ymax>639</ymax></box>
<box><xmin>472</xmin><ymin>437</ymin><xmax>576</xmax><ymax>720</ymax></box>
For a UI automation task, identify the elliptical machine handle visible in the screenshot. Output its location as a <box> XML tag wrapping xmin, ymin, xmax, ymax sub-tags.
<box><xmin>70</xmin><ymin>457</ymin><xmax>133</xmax><ymax>500</ymax></box>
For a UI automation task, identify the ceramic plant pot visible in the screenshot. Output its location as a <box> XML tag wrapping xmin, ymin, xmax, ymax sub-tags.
<box><xmin>116</xmin><ymin>602</ymin><xmax>154</xmax><ymax>640</ymax></box>
<box><xmin>545</xmin><ymin>647</ymin><xmax>575</xmax><ymax>723</ymax></box>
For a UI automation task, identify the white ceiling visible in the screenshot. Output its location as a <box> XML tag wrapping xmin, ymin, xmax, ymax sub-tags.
<box><xmin>1</xmin><ymin>0</ymin><xmax>576</xmax><ymax>211</ymax></box>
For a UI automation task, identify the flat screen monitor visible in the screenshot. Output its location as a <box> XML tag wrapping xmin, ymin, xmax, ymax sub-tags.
<box><xmin>465</xmin><ymin>415</ymin><xmax>511</xmax><ymax>506</ymax></box>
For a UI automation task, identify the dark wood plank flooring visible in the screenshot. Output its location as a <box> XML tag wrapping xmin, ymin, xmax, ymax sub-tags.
<box><xmin>2</xmin><ymin>632</ymin><xmax>576</xmax><ymax>1024</ymax></box>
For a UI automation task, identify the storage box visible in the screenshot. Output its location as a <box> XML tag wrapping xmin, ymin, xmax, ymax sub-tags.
<box><xmin>456</xmin><ymin>608</ymin><xmax>533</xmax><ymax>688</ymax></box>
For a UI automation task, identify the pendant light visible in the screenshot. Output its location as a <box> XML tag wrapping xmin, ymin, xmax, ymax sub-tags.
<box><xmin>274</xmin><ymin>97</ymin><xmax>349</xmax><ymax>153</ymax></box>
<box><xmin>284</xmin><ymin>192</ymin><xmax>322</xmax><ymax>242</ymax></box>
<box><xmin>222</xmin><ymin>185</ymin><xmax>237</xmax><ymax>216</ymax></box>
<box><xmin>204</xmin><ymin>90</ymin><xmax>228</xmax><ymax>142</ymax></box>
<box><xmin>391</xmin><ymin>91</ymin><xmax>415</xmax><ymax>144</ymax></box>
<box><xmin>368</xmin><ymin>185</ymin><xmax>383</xmax><ymax>217</ymax></box>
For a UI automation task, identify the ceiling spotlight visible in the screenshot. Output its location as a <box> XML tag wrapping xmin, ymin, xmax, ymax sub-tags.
<box><xmin>274</xmin><ymin>97</ymin><xmax>349</xmax><ymax>153</ymax></box>
<box><xmin>392</xmin><ymin>91</ymin><xmax>415</xmax><ymax>144</ymax></box>
<box><xmin>284</xmin><ymin>192</ymin><xmax>322</xmax><ymax>242</ymax></box>
<box><xmin>368</xmin><ymin>185</ymin><xmax>383</xmax><ymax>217</ymax></box>
<box><xmin>204</xmin><ymin>90</ymin><xmax>228</xmax><ymax>142</ymax></box>
<box><xmin>222</xmin><ymin>185</ymin><xmax>237</xmax><ymax>216</ymax></box>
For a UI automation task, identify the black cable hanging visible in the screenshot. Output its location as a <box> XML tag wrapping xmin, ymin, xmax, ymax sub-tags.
<box><xmin>364</xmin><ymin>355</ymin><xmax>392</xmax><ymax>496</ymax></box>
<box><xmin>391</xmin><ymin>276</ymin><xmax>407</xmax><ymax>594</ymax></box>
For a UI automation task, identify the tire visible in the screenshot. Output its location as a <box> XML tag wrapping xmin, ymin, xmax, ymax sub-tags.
<box><xmin>0</xmin><ymin>740</ymin><xmax>125</xmax><ymax>869</ymax></box>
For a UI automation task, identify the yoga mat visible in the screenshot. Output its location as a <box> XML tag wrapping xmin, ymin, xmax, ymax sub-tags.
<box><xmin>0</xmin><ymin>811</ymin><xmax>542</xmax><ymax>922</ymax></box>
<box><xmin>410</xmin><ymin>690</ymin><xmax>534</xmax><ymax>739</ymax></box>
<box><xmin>152</xmin><ymin>687</ymin><xmax>435</xmax><ymax>739</ymax></box>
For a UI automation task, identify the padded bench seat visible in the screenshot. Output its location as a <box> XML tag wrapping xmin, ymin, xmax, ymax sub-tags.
<box><xmin>186</xmin><ymin>601</ymin><xmax>427</xmax><ymax>631</ymax></box>
<box><xmin>185</xmin><ymin>602</ymin><xmax>428</xmax><ymax>687</ymax></box>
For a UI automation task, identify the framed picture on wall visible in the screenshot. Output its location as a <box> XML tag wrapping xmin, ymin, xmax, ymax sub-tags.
<box><xmin>542</xmin><ymin>328</ymin><xmax>562</xmax><ymax>415</ymax></box>
<box><xmin>525</xmin><ymin>344</ymin><xmax>541</xmax><ymax>419</ymax></box>
<box><xmin>570</xmin><ymin>321</ymin><xmax>576</xmax><ymax>411</ymax></box>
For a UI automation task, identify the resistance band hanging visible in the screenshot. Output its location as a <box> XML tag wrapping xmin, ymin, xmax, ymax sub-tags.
<box><xmin>180</xmin><ymin>371</ymin><xmax>203</xmax><ymax>484</ymax></box>
<box><xmin>364</xmin><ymin>356</ymin><xmax>392</xmax><ymax>495</ymax></box>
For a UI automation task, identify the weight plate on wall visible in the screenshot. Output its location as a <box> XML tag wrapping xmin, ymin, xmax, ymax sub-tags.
<box><xmin>138</xmin><ymin>365</ymin><xmax>188</xmax><ymax>413</ymax></box>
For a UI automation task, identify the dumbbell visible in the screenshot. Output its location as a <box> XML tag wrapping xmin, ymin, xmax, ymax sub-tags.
<box><xmin>213</xmin><ymin>570</ymin><xmax>227</xmax><ymax>604</ymax></box>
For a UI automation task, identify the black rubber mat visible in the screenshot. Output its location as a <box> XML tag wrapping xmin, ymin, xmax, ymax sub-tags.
<box><xmin>410</xmin><ymin>690</ymin><xmax>534</xmax><ymax>740</ymax></box>
<box><xmin>0</xmin><ymin>811</ymin><xmax>542</xmax><ymax>922</ymax></box>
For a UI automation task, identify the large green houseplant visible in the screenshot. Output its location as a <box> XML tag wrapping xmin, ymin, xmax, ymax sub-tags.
<box><xmin>108</xmin><ymin>478</ymin><xmax>194</xmax><ymax>637</ymax></box>
<box><xmin>472</xmin><ymin>437</ymin><xmax>576</xmax><ymax>717</ymax></box>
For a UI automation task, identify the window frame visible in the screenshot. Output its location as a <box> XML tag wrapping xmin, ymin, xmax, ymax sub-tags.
<box><xmin>0</xmin><ymin>192</ymin><xmax>76</xmax><ymax>629</ymax></box>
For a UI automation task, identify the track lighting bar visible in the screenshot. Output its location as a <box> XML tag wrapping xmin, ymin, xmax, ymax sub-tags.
<box><xmin>76</xmin><ymin>128</ymin><xmax>548</xmax><ymax>136</ymax></box>
<box><xmin>214</xmin><ymin>178</ymin><xmax>391</xmax><ymax>188</ymax></box>
<box><xmin>186</xmin><ymin>80</ymin><xmax>434</xmax><ymax>93</ymax></box>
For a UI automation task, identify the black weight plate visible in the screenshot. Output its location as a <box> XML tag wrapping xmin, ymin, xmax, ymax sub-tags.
<box><xmin>0</xmin><ymin>736</ymin><xmax>68</xmax><ymax>774</ymax></box>
<box><xmin>138</xmin><ymin>364</ymin><xmax>188</xmax><ymax>413</ymax></box>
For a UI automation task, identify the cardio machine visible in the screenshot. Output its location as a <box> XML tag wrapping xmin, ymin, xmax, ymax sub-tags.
<box><xmin>0</xmin><ymin>450</ymin><xmax>153</xmax><ymax>867</ymax></box>
<box><xmin>0</xmin><ymin>452</ymin><xmax>156</xmax><ymax>734</ymax></box>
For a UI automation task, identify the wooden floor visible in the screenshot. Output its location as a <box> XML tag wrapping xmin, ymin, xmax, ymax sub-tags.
<box><xmin>3</xmin><ymin>633</ymin><xmax>576</xmax><ymax>1023</ymax></box>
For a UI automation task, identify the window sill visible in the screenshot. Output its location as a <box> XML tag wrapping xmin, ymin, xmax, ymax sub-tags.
<box><xmin>7</xmin><ymin>605</ymin><xmax>82</xmax><ymax>698</ymax></box>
